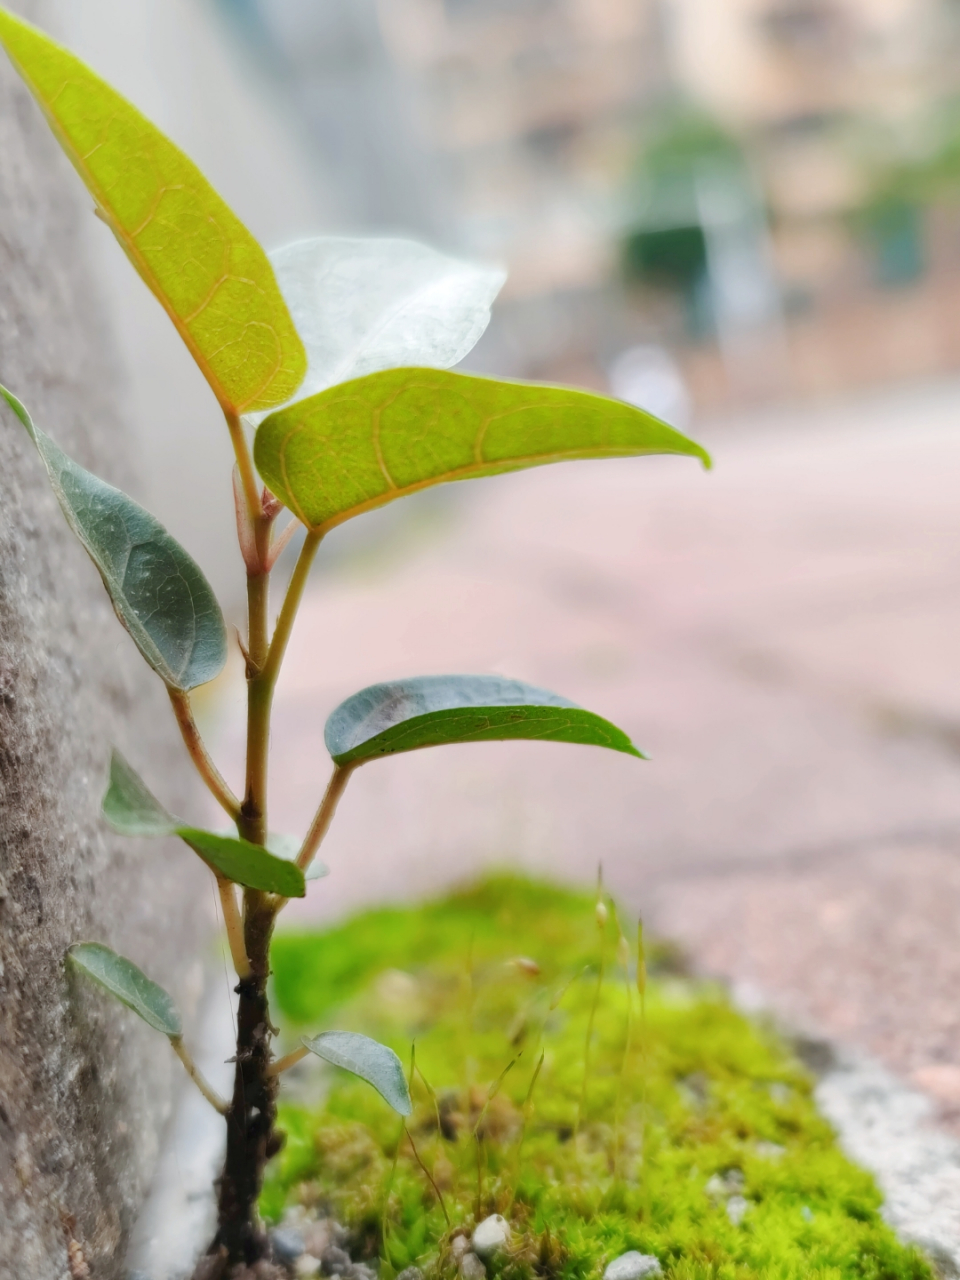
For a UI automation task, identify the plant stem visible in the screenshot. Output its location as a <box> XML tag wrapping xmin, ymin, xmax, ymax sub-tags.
<box><xmin>171</xmin><ymin>1036</ymin><xmax>229</xmax><ymax>1115</ymax></box>
<box><xmin>167</xmin><ymin>688</ymin><xmax>241</xmax><ymax>823</ymax></box>
<box><xmin>240</xmin><ymin>530</ymin><xmax>321</xmax><ymax>849</ymax></box>
<box><xmin>267</xmin><ymin>1046</ymin><xmax>308</xmax><ymax>1077</ymax></box>
<box><xmin>217</xmin><ymin>877</ymin><xmax>251</xmax><ymax>980</ymax></box>
<box><xmin>296</xmin><ymin>764</ymin><xmax>354</xmax><ymax>872</ymax></box>
<box><xmin>214</xmin><ymin>898</ymin><xmax>280</xmax><ymax>1263</ymax></box>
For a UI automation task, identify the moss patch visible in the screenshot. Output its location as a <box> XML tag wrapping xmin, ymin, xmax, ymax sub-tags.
<box><xmin>265</xmin><ymin>875</ymin><xmax>931</xmax><ymax>1280</ymax></box>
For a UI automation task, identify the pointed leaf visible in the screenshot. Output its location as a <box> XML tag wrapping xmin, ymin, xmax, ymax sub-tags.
<box><xmin>68</xmin><ymin>942</ymin><xmax>181</xmax><ymax>1037</ymax></box>
<box><xmin>102</xmin><ymin>749</ymin><xmax>177</xmax><ymax>836</ymax></box>
<box><xmin>301</xmin><ymin>1031</ymin><xmax>412</xmax><ymax>1115</ymax></box>
<box><xmin>100</xmin><ymin>754</ymin><xmax>306</xmax><ymax>896</ymax></box>
<box><xmin>1</xmin><ymin>386</ymin><xmax>227</xmax><ymax>691</ymax></box>
<box><xmin>178</xmin><ymin>829</ymin><xmax>306</xmax><ymax>897</ymax></box>
<box><xmin>325</xmin><ymin>675</ymin><xmax>644</xmax><ymax>767</ymax></box>
<box><xmin>254</xmin><ymin>368</ymin><xmax>710</xmax><ymax>534</ymax></box>
<box><xmin>264</xmin><ymin>237</ymin><xmax>505</xmax><ymax>409</ymax></box>
<box><xmin>0</xmin><ymin>8</ymin><xmax>306</xmax><ymax>415</ymax></box>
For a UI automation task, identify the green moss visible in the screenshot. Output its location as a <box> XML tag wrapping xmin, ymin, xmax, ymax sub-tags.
<box><xmin>264</xmin><ymin>875</ymin><xmax>931</xmax><ymax>1280</ymax></box>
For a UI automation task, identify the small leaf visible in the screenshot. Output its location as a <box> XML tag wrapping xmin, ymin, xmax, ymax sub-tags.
<box><xmin>178</xmin><ymin>829</ymin><xmax>306</xmax><ymax>898</ymax></box>
<box><xmin>0</xmin><ymin>386</ymin><xmax>227</xmax><ymax>691</ymax></box>
<box><xmin>68</xmin><ymin>942</ymin><xmax>181</xmax><ymax>1037</ymax></box>
<box><xmin>101</xmin><ymin>754</ymin><xmax>306</xmax><ymax>896</ymax></box>
<box><xmin>254</xmin><ymin>367</ymin><xmax>710</xmax><ymax>534</ymax></box>
<box><xmin>103</xmin><ymin>749</ymin><xmax>177</xmax><ymax>836</ymax></box>
<box><xmin>301</xmin><ymin>1031</ymin><xmax>412</xmax><ymax>1115</ymax></box>
<box><xmin>325</xmin><ymin>675</ymin><xmax>644</xmax><ymax>767</ymax></box>
<box><xmin>0</xmin><ymin>8</ymin><xmax>305</xmax><ymax>415</ymax></box>
<box><xmin>264</xmin><ymin>237</ymin><xmax>505</xmax><ymax>409</ymax></box>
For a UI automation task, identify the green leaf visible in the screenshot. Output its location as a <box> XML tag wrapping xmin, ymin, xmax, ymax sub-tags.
<box><xmin>264</xmin><ymin>237</ymin><xmax>505</xmax><ymax>408</ymax></box>
<box><xmin>254</xmin><ymin>367</ymin><xmax>711</xmax><ymax>534</ymax></box>
<box><xmin>101</xmin><ymin>752</ymin><xmax>306</xmax><ymax>896</ymax></box>
<box><xmin>0</xmin><ymin>386</ymin><xmax>227</xmax><ymax>691</ymax></box>
<box><xmin>300</xmin><ymin>1030</ymin><xmax>412</xmax><ymax>1115</ymax></box>
<box><xmin>179</xmin><ymin>828</ymin><xmax>306</xmax><ymax>898</ymax></box>
<box><xmin>0</xmin><ymin>8</ymin><xmax>305</xmax><ymax>415</ymax></box>
<box><xmin>67</xmin><ymin>942</ymin><xmax>181</xmax><ymax>1038</ymax></box>
<box><xmin>102</xmin><ymin>749</ymin><xmax>177</xmax><ymax>836</ymax></box>
<box><xmin>325</xmin><ymin>675</ymin><xmax>644</xmax><ymax>767</ymax></box>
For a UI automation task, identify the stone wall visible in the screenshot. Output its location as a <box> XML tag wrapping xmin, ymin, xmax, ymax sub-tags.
<box><xmin>0</xmin><ymin>3</ymin><xmax>214</xmax><ymax>1275</ymax></box>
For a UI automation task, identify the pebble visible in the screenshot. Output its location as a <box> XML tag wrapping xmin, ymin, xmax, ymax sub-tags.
<box><xmin>705</xmin><ymin>1169</ymin><xmax>745</xmax><ymax>1199</ymax></box>
<box><xmin>726</xmin><ymin>1195</ymin><xmax>749</xmax><ymax>1226</ymax></box>
<box><xmin>321</xmin><ymin>1246</ymin><xmax>353</xmax><ymax>1276</ymax></box>
<box><xmin>450</xmin><ymin>1236</ymin><xmax>470</xmax><ymax>1261</ymax></box>
<box><xmin>294</xmin><ymin>1258</ymin><xmax>322</xmax><ymax>1279</ymax></box>
<box><xmin>271</xmin><ymin>1226</ymin><xmax>306</xmax><ymax>1264</ymax></box>
<box><xmin>471</xmin><ymin>1214</ymin><xmax>510</xmax><ymax>1259</ymax></box>
<box><xmin>395</xmin><ymin>1269</ymin><xmax>424</xmax><ymax>1280</ymax></box>
<box><xmin>460</xmin><ymin>1253</ymin><xmax>486</xmax><ymax>1280</ymax></box>
<box><xmin>602</xmin><ymin>1251</ymin><xmax>662</xmax><ymax>1280</ymax></box>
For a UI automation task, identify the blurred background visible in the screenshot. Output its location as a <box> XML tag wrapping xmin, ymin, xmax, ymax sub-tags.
<box><xmin>51</xmin><ymin>1</ymin><xmax>960</xmax><ymax>1118</ymax></box>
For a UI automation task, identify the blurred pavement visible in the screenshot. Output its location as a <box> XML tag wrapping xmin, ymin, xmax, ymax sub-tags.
<box><xmin>213</xmin><ymin>375</ymin><xmax>960</xmax><ymax>1112</ymax></box>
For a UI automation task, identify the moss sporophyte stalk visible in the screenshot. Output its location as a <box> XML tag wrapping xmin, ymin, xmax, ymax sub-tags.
<box><xmin>0</xmin><ymin>8</ymin><xmax>715</xmax><ymax>1272</ymax></box>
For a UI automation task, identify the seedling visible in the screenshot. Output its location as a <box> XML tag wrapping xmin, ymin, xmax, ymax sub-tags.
<box><xmin>0</xmin><ymin>9</ymin><xmax>709</xmax><ymax>1271</ymax></box>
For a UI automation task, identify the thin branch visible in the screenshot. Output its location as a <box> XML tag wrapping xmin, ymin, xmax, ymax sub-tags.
<box><xmin>167</xmin><ymin>688</ymin><xmax>241</xmax><ymax>822</ymax></box>
<box><xmin>170</xmin><ymin>1035</ymin><xmax>229</xmax><ymax>1114</ymax></box>
<box><xmin>261</xmin><ymin>530</ymin><xmax>322</xmax><ymax>688</ymax></box>
<box><xmin>267</xmin><ymin>1045</ymin><xmax>309</xmax><ymax>1078</ymax></box>
<box><xmin>217</xmin><ymin>877</ymin><xmax>252</xmax><ymax>980</ymax></box>
<box><xmin>296</xmin><ymin>765</ymin><xmax>355</xmax><ymax>872</ymax></box>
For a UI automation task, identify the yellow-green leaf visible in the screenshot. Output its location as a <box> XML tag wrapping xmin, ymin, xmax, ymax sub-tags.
<box><xmin>0</xmin><ymin>7</ymin><xmax>306</xmax><ymax>415</ymax></box>
<box><xmin>254</xmin><ymin>368</ymin><xmax>711</xmax><ymax>534</ymax></box>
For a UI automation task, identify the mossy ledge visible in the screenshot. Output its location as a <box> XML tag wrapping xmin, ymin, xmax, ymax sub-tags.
<box><xmin>264</xmin><ymin>875</ymin><xmax>932</xmax><ymax>1280</ymax></box>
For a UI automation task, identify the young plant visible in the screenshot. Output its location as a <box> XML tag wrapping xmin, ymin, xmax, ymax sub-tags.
<box><xmin>0</xmin><ymin>10</ymin><xmax>710</xmax><ymax>1272</ymax></box>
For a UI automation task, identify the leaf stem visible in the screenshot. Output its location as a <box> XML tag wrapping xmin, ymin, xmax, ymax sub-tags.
<box><xmin>267</xmin><ymin>1045</ymin><xmax>308</xmax><ymax>1077</ymax></box>
<box><xmin>296</xmin><ymin>764</ymin><xmax>355</xmax><ymax>872</ymax></box>
<box><xmin>261</xmin><ymin>530</ymin><xmax>322</xmax><ymax>688</ymax></box>
<box><xmin>167</xmin><ymin>688</ymin><xmax>241</xmax><ymax>822</ymax></box>
<box><xmin>170</xmin><ymin>1035</ymin><xmax>229</xmax><ymax>1115</ymax></box>
<box><xmin>225</xmin><ymin>409</ymin><xmax>260</xmax><ymax>522</ymax></box>
<box><xmin>217</xmin><ymin>877</ymin><xmax>252</xmax><ymax>980</ymax></box>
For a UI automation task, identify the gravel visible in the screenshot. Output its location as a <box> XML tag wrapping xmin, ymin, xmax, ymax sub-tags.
<box><xmin>602</xmin><ymin>1251</ymin><xmax>662</xmax><ymax>1280</ymax></box>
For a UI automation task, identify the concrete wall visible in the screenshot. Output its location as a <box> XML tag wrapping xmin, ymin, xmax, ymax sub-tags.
<box><xmin>0</xmin><ymin>2</ymin><xmax>224</xmax><ymax>1274</ymax></box>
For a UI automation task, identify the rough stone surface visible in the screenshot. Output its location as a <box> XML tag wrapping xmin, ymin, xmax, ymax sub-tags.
<box><xmin>602</xmin><ymin>1252</ymin><xmax>662</xmax><ymax>1280</ymax></box>
<box><xmin>0</xmin><ymin>3</ymin><xmax>210</xmax><ymax>1276</ymax></box>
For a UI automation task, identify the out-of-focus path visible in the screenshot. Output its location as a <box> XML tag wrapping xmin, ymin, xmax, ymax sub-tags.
<box><xmin>216</xmin><ymin>376</ymin><xmax>960</xmax><ymax>1117</ymax></box>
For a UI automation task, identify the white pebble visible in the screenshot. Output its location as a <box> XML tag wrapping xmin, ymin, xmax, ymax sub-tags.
<box><xmin>726</xmin><ymin>1195</ymin><xmax>749</xmax><ymax>1226</ymax></box>
<box><xmin>471</xmin><ymin>1215</ymin><xmax>510</xmax><ymax>1259</ymax></box>
<box><xmin>460</xmin><ymin>1251</ymin><xmax>486</xmax><ymax>1280</ymax></box>
<box><xmin>603</xmin><ymin>1251</ymin><xmax>662</xmax><ymax>1280</ymax></box>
